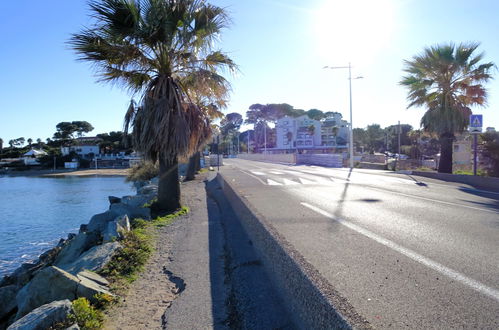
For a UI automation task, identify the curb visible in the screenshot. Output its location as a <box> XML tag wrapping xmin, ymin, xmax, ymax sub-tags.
<box><xmin>216</xmin><ymin>173</ymin><xmax>371</xmax><ymax>329</ymax></box>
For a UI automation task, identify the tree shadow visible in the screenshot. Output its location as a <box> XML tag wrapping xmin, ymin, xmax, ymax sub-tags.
<box><xmin>457</xmin><ymin>187</ymin><xmax>499</xmax><ymax>212</ymax></box>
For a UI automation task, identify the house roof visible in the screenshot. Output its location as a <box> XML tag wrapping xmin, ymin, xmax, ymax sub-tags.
<box><xmin>23</xmin><ymin>149</ymin><xmax>47</xmax><ymax>157</ymax></box>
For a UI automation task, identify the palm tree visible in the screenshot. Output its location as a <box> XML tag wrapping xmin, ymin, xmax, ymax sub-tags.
<box><xmin>400</xmin><ymin>42</ymin><xmax>494</xmax><ymax>173</ymax></box>
<box><xmin>70</xmin><ymin>0</ymin><xmax>235</xmax><ymax>212</ymax></box>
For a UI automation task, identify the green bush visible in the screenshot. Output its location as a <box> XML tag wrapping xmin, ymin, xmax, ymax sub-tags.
<box><xmin>69</xmin><ymin>298</ymin><xmax>103</xmax><ymax>330</ymax></box>
<box><xmin>98</xmin><ymin>228</ymin><xmax>153</xmax><ymax>283</ymax></box>
<box><xmin>126</xmin><ymin>161</ymin><xmax>158</xmax><ymax>182</ymax></box>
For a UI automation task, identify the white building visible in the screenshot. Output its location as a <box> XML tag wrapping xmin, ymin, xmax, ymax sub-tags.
<box><xmin>22</xmin><ymin>149</ymin><xmax>47</xmax><ymax>165</ymax></box>
<box><xmin>61</xmin><ymin>145</ymin><xmax>100</xmax><ymax>158</ymax></box>
<box><xmin>276</xmin><ymin>115</ymin><xmax>321</xmax><ymax>149</ymax></box>
<box><xmin>320</xmin><ymin>113</ymin><xmax>349</xmax><ymax>146</ymax></box>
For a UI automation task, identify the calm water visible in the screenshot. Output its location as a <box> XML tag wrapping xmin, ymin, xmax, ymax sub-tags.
<box><xmin>0</xmin><ymin>175</ymin><xmax>135</xmax><ymax>277</ymax></box>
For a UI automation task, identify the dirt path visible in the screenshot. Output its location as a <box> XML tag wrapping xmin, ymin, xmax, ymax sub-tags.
<box><xmin>102</xmin><ymin>174</ymin><xmax>207</xmax><ymax>330</ymax></box>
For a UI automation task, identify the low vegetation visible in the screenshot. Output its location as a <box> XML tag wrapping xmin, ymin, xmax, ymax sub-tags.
<box><xmin>69</xmin><ymin>297</ymin><xmax>104</xmax><ymax>330</ymax></box>
<box><xmin>126</xmin><ymin>161</ymin><xmax>159</xmax><ymax>182</ymax></box>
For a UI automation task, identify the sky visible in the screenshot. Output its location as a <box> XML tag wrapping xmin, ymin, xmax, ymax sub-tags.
<box><xmin>1</xmin><ymin>0</ymin><xmax>499</xmax><ymax>143</ymax></box>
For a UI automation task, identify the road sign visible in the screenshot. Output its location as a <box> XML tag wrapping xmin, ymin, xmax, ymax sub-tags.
<box><xmin>469</xmin><ymin>114</ymin><xmax>483</xmax><ymax>133</ymax></box>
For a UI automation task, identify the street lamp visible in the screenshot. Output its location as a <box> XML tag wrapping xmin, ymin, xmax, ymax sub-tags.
<box><xmin>324</xmin><ymin>63</ymin><xmax>363</xmax><ymax>168</ymax></box>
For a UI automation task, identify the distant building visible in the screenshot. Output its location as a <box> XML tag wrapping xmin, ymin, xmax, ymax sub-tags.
<box><xmin>22</xmin><ymin>149</ymin><xmax>47</xmax><ymax>166</ymax></box>
<box><xmin>61</xmin><ymin>145</ymin><xmax>100</xmax><ymax>158</ymax></box>
<box><xmin>275</xmin><ymin>115</ymin><xmax>321</xmax><ymax>149</ymax></box>
<box><xmin>320</xmin><ymin>113</ymin><xmax>349</xmax><ymax>146</ymax></box>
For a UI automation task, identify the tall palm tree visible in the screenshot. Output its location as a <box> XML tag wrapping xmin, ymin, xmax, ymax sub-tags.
<box><xmin>70</xmin><ymin>0</ymin><xmax>235</xmax><ymax>212</ymax></box>
<box><xmin>400</xmin><ymin>42</ymin><xmax>494</xmax><ymax>173</ymax></box>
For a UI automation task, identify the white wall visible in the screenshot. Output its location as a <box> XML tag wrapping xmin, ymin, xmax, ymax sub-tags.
<box><xmin>238</xmin><ymin>153</ymin><xmax>296</xmax><ymax>164</ymax></box>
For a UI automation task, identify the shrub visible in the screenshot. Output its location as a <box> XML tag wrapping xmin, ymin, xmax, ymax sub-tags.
<box><xmin>126</xmin><ymin>161</ymin><xmax>158</xmax><ymax>182</ymax></box>
<box><xmin>69</xmin><ymin>298</ymin><xmax>103</xmax><ymax>330</ymax></box>
<box><xmin>98</xmin><ymin>228</ymin><xmax>153</xmax><ymax>283</ymax></box>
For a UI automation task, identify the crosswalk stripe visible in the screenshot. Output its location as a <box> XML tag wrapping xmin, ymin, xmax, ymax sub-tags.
<box><xmin>251</xmin><ymin>171</ymin><xmax>265</xmax><ymax>175</ymax></box>
<box><xmin>267</xmin><ymin>179</ymin><xmax>282</xmax><ymax>185</ymax></box>
<box><xmin>298</xmin><ymin>177</ymin><xmax>317</xmax><ymax>185</ymax></box>
<box><xmin>282</xmin><ymin>178</ymin><xmax>299</xmax><ymax>185</ymax></box>
<box><xmin>269</xmin><ymin>171</ymin><xmax>284</xmax><ymax>175</ymax></box>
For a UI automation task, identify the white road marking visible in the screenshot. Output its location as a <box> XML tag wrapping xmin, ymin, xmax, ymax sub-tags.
<box><xmin>269</xmin><ymin>171</ymin><xmax>284</xmax><ymax>175</ymax></box>
<box><xmin>299</xmin><ymin>177</ymin><xmax>317</xmax><ymax>185</ymax></box>
<box><xmin>282</xmin><ymin>178</ymin><xmax>299</xmax><ymax>185</ymax></box>
<box><xmin>250</xmin><ymin>171</ymin><xmax>265</xmax><ymax>176</ymax></box>
<box><xmin>301</xmin><ymin>202</ymin><xmax>499</xmax><ymax>303</ymax></box>
<box><xmin>239</xmin><ymin>170</ymin><xmax>267</xmax><ymax>185</ymax></box>
<box><xmin>267</xmin><ymin>179</ymin><xmax>282</xmax><ymax>186</ymax></box>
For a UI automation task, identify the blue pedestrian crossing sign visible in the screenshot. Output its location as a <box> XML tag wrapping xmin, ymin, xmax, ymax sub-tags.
<box><xmin>469</xmin><ymin>114</ymin><xmax>483</xmax><ymax>133</ymax></box>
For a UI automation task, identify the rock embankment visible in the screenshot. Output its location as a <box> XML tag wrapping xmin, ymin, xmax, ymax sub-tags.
<box><xmin>0</xmin><ymin>181</ymin><xmax>158</xmax><ymax>330</ymax></box>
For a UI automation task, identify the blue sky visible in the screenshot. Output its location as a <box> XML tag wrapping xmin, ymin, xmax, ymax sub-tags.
<box><xmin>1</xmin><ymin>0</ymin><xmax>498</xmax><ymax>143</ymax></box>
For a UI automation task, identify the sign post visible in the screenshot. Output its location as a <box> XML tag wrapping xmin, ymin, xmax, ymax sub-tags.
<box><xmin>469</xmin><ymin>114</ymin><xmax>483</xmax><ymax>176</ymax></box>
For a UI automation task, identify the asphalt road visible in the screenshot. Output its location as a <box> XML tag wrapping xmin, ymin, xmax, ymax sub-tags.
<box><xmin>220</xmin><ymin>159</ymin><xmax>499</xmax><ymax>329</ymax></box>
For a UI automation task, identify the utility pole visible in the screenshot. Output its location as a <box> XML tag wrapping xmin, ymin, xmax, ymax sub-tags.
<box><xmin>264</xmin><ymin>122</ymin><xmax>267</xmax><ymax>154</ymax></box>
<box><xmin>398</xmin><ymin>121</ymin><xmax>401</xmax><ymax>157</ymax></box>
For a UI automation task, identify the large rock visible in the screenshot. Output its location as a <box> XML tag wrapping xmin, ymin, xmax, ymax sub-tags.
<box><xmin>76</xmin><ymin>270</ymin><xmax>109</xmax><ymax>287</ymax></box>
<box><xmin>8</xmin><ymin>300</ymin><xmax>73</xmax><ymax>330</ymax></box>
<box><xmin>103</xmin><ymin>215</ymin><xmax>130</xmax><ymax>243</ymax></box>
<box><xmin>108</xmin><ymin>195</ymin><xmax>121</xmax><ymax>205</ymax></box>
<box><xmin>54</xmin><ymin>232</ymin><xmax>99</xmax><ymax>268</ymax></box>
<box><xmin>137</xmin><ymin>184</ymin><xmax>158</xmax><ymax>195</ymax></box>
<box><xmin>86</xmin><ymin>211</ymin><xmax>115</xmax><ymax>233</ymax></box>
<box><xmin>15</xmin><ymin>266</ymin><xmax>112</xmax><ymax>320</ymax></box>
<box><xmin>0</xmin><ymin>285</ymin><xmax>18</xmax><ymax>320</ymax></box>
<box><xmin>58</xmin><ymin>242</ymin><xmax>122</xmax><ymax>274</ymax></box>
<box><xmin>121</xmin><ymin>194</ymin><xmax>156</xmax><ymax>209</ymax></box>
<box><xmin>109</xmin><ymin>202</ymin><xmax>150</xmax><ymax>220</ymax></box>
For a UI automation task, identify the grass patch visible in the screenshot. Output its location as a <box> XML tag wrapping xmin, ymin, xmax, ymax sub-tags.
<box><xmin>453</xmin><ymin>169</ymin><xmax>487</xmax><ymax>176</ymax></box>
<box><xmin>153</xmin><ymin>206</ymin><xmax>189</xmax><ymax>227</ymax></box>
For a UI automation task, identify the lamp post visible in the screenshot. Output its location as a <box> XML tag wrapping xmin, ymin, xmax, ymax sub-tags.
<box><xmin>324</xmin><ymin>63</ymin><xmax>363</xmax><ymax>168</ymax></box>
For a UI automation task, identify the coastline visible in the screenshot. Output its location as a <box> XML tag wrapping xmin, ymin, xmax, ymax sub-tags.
<box><xmin>1</xmin><ymin>168</ymin><xmax>129</xmax><ymax>177</ymax></box>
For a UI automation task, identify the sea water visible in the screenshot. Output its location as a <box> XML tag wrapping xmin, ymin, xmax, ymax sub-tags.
<box><xmin>0</xmin><ymin>175</ymin><xmax>135</xmax><ymax>277</ymax></box>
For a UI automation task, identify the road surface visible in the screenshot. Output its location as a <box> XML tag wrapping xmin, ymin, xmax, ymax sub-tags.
<box><xmin>220</xmin><ymin>159</ymin><xmax>499</xmax><ymax>329</ymax></box>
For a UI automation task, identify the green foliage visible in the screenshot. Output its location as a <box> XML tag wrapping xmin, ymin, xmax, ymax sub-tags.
<box><xmin>400</xmin><ymin>42</ymin><xmax>495</xmax><ymax>173</ymax></box>
<box><xmin>153</xmin><ymin>206</ymin><xmax>189</xmax><ymax>227</ymax></box>
<box><xmin>69</xmin><ymin>298</ymin><xmax>103</xmax><ymax>330</ymax></box>
<box><xmin>453</xmin><ymin>169</ymin><xmax>487</xmax><ymax>176</ymax></box>
<box><xmin>481</xmin><ymin>131</ymin><xmax>499</xmax><ymax>177</ymax></box>
<box><xmin>98</xmin><ymin>228</ymin><xmax>153</xmax><ymax>283</ymax></box>
<box><xmin>126</xmin><ymin>161</ymin><xmax>159</xmax><ymax>182</ymax></box>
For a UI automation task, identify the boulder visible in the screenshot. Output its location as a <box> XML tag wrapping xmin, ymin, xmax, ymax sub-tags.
<box><xmin>103</xmin><ymin>215</ymin><xmax>130</xmax><ymax>243</ymax></box>
<box><xmin>15</xmin><ymin>266</ymin><xmax>112</xmax><ymax>320</ymax></box>
<box><xmin>58</xmin><ymin>242</ymin><xmax>122</xmax><ymax>274</ymax></box>
<box><xmin>54</xmin><ymin>232</ymin><xmax>99</xmax><ymax>268</ymax></box>
<box><xmin>87</xmin><ymin>211</ymin><xmax>115</xmax><ymax>233</ymax></box>
<box><xmin>1</xmin><ymin>263</ymin><xmax>37</xmax><ymax>288</ymax></box>
<box><xmin>121</xmin><ymin>194</ymin><xmax>156</xmax><ymax>209</ymax></box>
<box><xmin>137</xmin><ymin>184</ymin><xmax>158</xmax><ymax>195</ymax></box>
<box><xmin>7</xmin><ymin>299</ymin><xmax>73</xmax><ymax>330</ymax></box>
<box><xmin>76</xmin><ymin>270</ymin><xmax>109</xmax><ymax>287</ymax></box>
<box><xmin>108</xmin><ymin>196</ymin><xmax>121</xmax><ymax>205</ymax></box>
<box><xmin>109</xmin><ymin>202</ymin><xmax>150</xmax><ymax>220</ymax></box>
<box><xmin>0</xmin><ymin>285</ymin><xmax>18</xmax><ymax>320</ymax></box>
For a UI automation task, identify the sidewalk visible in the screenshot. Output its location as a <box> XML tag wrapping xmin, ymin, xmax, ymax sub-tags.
<box><xmin>103</xmin><ymin>172</ymin><xmax>291</xmax><ymax>329</ymax></box>
<box><xmin>103</xmin><ymin>173</ymin><xmax>226</xmax><ymax>329</ymax></box>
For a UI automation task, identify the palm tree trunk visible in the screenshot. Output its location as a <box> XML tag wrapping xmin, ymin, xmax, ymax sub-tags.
<box><xmin>438</xmin><ymin>133</ymin><xmax>454</xmax><ymax>173</ymax></box>
<box><xmin>185</xmin><ymin>154</ymin><xmax>196</xmax><ymax>181</ymax></box>
<box><xmin>158</xmin><ymin>156</ymin><xmax>181</xmax><ymax>213</ymax></box>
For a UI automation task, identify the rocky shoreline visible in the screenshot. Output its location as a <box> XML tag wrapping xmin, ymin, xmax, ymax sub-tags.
<box><xmin>0</xmin><ymin>180</ymin><xmax>157</xmax><ymax>329</ymax></box>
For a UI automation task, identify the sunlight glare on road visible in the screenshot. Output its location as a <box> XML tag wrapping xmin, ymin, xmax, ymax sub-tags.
<box><xmin>312</xmin><ymin>0</ymin><xmax>396</xmax><ymax>67</ymax></box>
